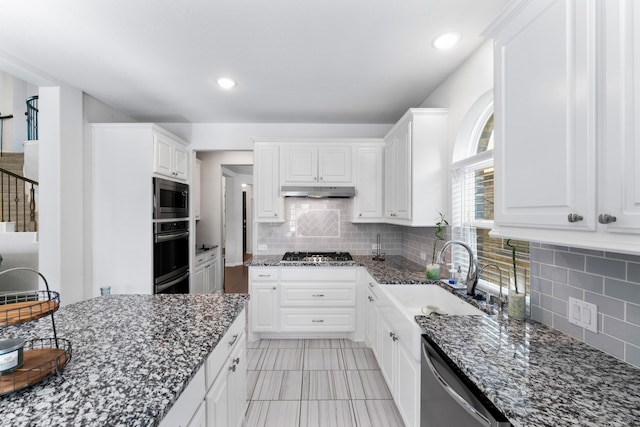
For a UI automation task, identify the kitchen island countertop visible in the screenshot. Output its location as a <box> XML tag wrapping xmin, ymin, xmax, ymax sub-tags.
<box><xmin>0</xmin><ymin>293</ymin><xmax>248</xmax><ymax>426</ymax></box>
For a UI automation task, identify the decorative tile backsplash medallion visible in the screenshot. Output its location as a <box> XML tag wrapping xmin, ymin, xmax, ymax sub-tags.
<box><xmin>295</xmin><ymin>209</ymin><xmax>340</xmax><ymax>238</ymax></box>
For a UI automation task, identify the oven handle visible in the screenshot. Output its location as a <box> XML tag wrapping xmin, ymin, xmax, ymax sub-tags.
<box><xmin>422</xmin><ymin>340</ymin><xmax>491</xmax><ymax>427</ymax></box>
<box><xmin>155</xmin><ymin>231</ymin><xmax>189</xmax><ymax>243</ymax></box>
<box><xmin>156</xmin><ymin>271</ymin><xmax>190</xmax><ymax>293</ymax></box>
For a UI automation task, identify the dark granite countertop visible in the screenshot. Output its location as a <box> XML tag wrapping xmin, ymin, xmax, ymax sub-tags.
<box><xmin>0</xmin><ymin>293</ymin><xmax>248</xmax><ymax>426</ymax></box>
<box><xmin>416</xmin><ymin>315</ymin><xmax>640</xmax><ymax>426</ymax></box>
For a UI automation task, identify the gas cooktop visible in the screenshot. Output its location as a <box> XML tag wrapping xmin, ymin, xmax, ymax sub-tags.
<box><xmin>281</xmin><ymin>251</ymin><xmax>354</xmax><ymax>264</ymax></box>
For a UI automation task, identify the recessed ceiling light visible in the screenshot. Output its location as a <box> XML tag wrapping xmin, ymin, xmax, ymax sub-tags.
<box><xmin>217</xmin><ymin>78</ymin><xmax>236</xmax><ymax>89</ymax></box>
<box><xmin>432</xmin><ymin>32</ymin><xmax>461</xmax><ymax>50</ymax></box>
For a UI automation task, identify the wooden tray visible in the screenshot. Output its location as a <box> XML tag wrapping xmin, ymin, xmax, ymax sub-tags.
<box><xmin>0</xmin><ymin>338</ymin><xmax>71</xmax><ymax>395</ymax></box>
<box><xmin>0</xmin><ymin>291</ymin><xmax>60</xmax><ymax>327</ymax></box>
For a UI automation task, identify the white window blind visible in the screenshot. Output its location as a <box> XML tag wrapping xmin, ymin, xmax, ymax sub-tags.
<box><xmin>451</xmin><ymin>112</ymin><xmax>529</xmax><ymax>294</ymax></box>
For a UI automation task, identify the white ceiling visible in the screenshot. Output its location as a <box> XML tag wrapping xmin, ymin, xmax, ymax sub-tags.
<box><xmin>0</xmin><ymin>0</ymin><xmax>508</xmax><ymax>124</ymax></box>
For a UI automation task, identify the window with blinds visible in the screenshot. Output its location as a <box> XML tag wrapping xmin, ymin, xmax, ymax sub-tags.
<box><xmin>451</xmin><ymin>112</ymin><xmax>529</xmax><ymax>294</ymax></box>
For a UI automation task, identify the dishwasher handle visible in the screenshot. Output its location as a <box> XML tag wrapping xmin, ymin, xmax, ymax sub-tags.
<box><xmin>422</xmin><ymin>341</ymin><xmax>491</xmax><ymax>427</ymax></box>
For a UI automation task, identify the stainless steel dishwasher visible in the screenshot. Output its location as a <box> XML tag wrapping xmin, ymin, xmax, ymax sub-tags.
<box><xmin>421</xmin><ymin>334</ymin><xmax>511</xmax><ymax>427</ymax></box>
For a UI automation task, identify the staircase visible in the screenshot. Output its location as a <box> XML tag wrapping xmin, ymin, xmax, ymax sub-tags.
<box><xmin>0</xmin><ymin>152</ymin><xmax>38</xmax><ymax>232</ymax></box>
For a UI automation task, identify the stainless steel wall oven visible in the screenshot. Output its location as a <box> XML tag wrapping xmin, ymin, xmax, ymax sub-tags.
<box><xmin>153</xmin><ymin>220</ymin><xmax>189</xmax><ymax>294</ymax></box>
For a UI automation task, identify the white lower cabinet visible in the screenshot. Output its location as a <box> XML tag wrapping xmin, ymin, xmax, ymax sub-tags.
<box><xmin>249</xmin><ymin>266</ymin><xmax>361</xmax><ymax>339</ymax></box>
<box><xmin>188</xmin><ymin>402</ymin><xmax>207</xmax><ymax>427</ymax></box>
<box><xmin>370</xmin><ymin>285</ymin><xmax>420</xmax><ymax>427</ymax></box>
<box><xmin>159</xmin><ymin>310</ymin><xmax>246</xmax><ymax>427</ymax></box>
<box><xmin>206</xmin><ymin>334</ymin><xmax>246</xmax><ymax>427</ymax></box>
<box><xmin>365</xmin><ymin>286</ymin><xmax>379</xmax><ymax>356</ymax></box>
<box><xmin>248</xmin><ymin>267</ymin><xmax>279</xmax><ymax>334</ymax></box>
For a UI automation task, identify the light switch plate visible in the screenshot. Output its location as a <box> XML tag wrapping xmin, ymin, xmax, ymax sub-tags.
<box><xmin>568</xmin><ymin>297</ymin><xmax>598</xmax><ymax>333</ymax></box>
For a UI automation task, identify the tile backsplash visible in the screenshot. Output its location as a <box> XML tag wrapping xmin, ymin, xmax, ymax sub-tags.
<box><xmin>530</xmin><ymin>243</ymin><xmax>640</xmax><ymax>368</ymax></box>
<box><xmin>256</xmin><ymin>198</ymin><xmax>403</xmax><ymax>255</ymax></box>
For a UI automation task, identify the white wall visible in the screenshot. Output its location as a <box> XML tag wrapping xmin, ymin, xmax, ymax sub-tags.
<box><xmin>82</xmin><ymin>94</ymin><xmax>136</xmax><ymax>299</ymax></box>
<box><xmin>164</xmin><ymin>123</ymin><xmax>393</xmax><ymax>150</ymax></box>
<box><xmin>198</xmin><ymin>151</ymin><xmax>254</xmax><ymax>260</ymax></box>
<box><xmin>38</xmin><ymin>85</ymin><xmax>84</xmax><ymax>304</ymax></box>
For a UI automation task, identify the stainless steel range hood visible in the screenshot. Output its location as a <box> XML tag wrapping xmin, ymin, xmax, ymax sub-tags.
<box><xmin>281</xmin><ymin>185</ymin><xmax>356</xmax><ymax>198</ymax></box>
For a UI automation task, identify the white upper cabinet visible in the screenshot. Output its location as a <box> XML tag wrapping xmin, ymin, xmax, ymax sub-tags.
<box><xmin>352</xmin><ymin>143</ymin><xmax>384</xmax><ymax>222</ymax></box>
<box><xmin>600</xmin><ymin>0</ymin><xmax>640</xmax><ymax>236</ymax></box>
<box><xmin>154</xmin><ymin>132</ymin><xmax>188</xmax><ymax>181</ymax></box>
<box><xmin>486</xmin><ymin>0</ymin><xmax>640</xmax><ymax>254</ymax></box>
<box><xmin>282</xmin><ymin>144</ymin><xmax>353</xmax><ymax>185</ymax></box>
<box><xmin>254</xmin><ymin>143</ymin><xmax>284</xmax><ymax>222</ymax></box>
<box><xmin>383</xmin><ymin>109</ymin><xmax>448</xmax><ymax>226</ymax></box>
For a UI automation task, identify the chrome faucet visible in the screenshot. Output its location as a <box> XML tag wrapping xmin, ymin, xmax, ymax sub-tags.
<box><xmin>437</xmin><ymin>240</ymin><xmax>478</xmax><ymax>296</ymax></box>
<box><xmin>478</xmin><ymin>263</ymin><xmax>505</xmax><ymax>312</ymax></box>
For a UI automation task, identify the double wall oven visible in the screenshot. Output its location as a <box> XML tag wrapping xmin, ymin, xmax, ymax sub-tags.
<box><xmin>153</xmin><ymin>177</ymin><xmax>190</xmax><ymax>294</ymax></box>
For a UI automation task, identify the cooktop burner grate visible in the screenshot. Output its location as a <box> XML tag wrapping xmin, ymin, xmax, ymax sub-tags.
<box><xmin>281</xmin><ymin>251</ymin><xmax>354</xmax><ymax>263</ymax></box>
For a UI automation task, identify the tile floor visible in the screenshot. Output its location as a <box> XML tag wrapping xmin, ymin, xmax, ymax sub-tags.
<box><xmin>244</xmin><ymin>339</ymin><xmax>405</xmax><ymax>427</ymax></box>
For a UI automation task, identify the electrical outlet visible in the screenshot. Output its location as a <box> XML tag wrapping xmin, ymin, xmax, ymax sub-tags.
<box><xmin>568</xmin><ymin>297</ymin><xmax>598</xmax><ymax>333</ymax></box>
<box><xmin>258</xmin><ymin>244</ymin><xmax>267</xmax><ymax>251</ymax></box>
<box><xmin>420</xmin><ymin>252</ymin><xmax>427</xmax><ymax>261</ymax></box>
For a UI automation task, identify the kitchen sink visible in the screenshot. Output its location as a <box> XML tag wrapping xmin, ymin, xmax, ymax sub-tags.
<box><xmin>377</xmin><ymin>284</ymin><xmax>485</xmax><ymax>362</ymax></box>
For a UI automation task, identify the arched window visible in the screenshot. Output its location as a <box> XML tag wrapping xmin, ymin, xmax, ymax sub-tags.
<box><xmin>451</xmin><ymin>93</ymin><xmax>529</xmax><ymax>294</ymax></box>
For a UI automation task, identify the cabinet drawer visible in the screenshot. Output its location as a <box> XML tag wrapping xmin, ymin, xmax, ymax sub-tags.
<box><xmin>195</xmin><ymin>253</ymin><xmax>207</xmax><ymax>267</ymax></box>
<box><xmin>205</xmin><ymin>310</ymin><xmax>246</xmax><ymax>388</ymax></box>
<box><xmin>280</xmin><ymin>267</ymin><xmax>357</xmax><ymax>282</ymax></box>
<box><xmin>250</xmin><ymin>268</ymin><xmax>279</xmax><ymax>281</ymax></box>
<box><xmin>279</xmin><ymin>308</ymin><xmax>356</xmax><ymax>332</ymax></box>
<box><xmin>279</xmin><ymin>284</ymin><xmax>356</xmax><ymax>306</ymax></box>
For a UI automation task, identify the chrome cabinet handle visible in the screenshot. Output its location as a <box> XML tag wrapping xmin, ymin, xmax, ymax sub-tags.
<box><xmin>228</xmin><ymin>333</ymin><xmax>239</xmax><ymax>346</ymax></box>
<box><xmin>598</xmin><ymin>213</ymin><xmax>617</xmax><ymax>224</ymax></box>
<box><xmin>567</xmin><ymin>213</ymin><xmax>583</xmax><ymax>223</ymax></box>
<box><xmin>422</xmin><ymin>342</ymin><xmax>491</xmax><ymax>427</ymax></box>
<box><xmin>368</xmin><ymin>282</ymin><xmax>374</xmax><ymax>288</ymax></box>
<box><xmin>368</xmin><ymin>296</ymin><xmax>374</xmax><ymax>302</ymax></box>
<box><xmin>258</xmin><ymin>274</ymin><xmax>271</xmax><ymax>277</ymax></box>
<box><xmin>229</xmin><ymin>364</ymin><xmax>236</xmax><ymax>372</ymax></box>
<box><xmin>233</xmin><ymin>357</ymin><xmax>240</xmax><ymax>364</ymax></box>
<box><xmin>312</xmin><ymin>319</ymin><xmax>324</xmax><ymax>323</ymax></box>
<box><xmin>312</xmin><ymin>294</ymin><xmax>325</xmax><ymax>297</ymax></box>
<box><xmin>389</xmin><ymin>332</ymin><xmax>398</xmax><ymax>341</ymax></box>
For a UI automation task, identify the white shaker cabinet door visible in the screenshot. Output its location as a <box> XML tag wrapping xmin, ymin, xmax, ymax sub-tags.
<box><xmin>601</xmin><ymin>0</ymin><xmax>640</xmax><ymax>234</ymax></box>
<box><xmin>493</xmin><ymin>0</ymin><xmax>597</xmax><ymax>231</ymax></box>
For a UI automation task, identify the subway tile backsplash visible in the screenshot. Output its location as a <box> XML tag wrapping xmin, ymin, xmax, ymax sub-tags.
<box><xmin>530</xmin><ymin>242</ymin><xmax>640</xmax><ymax>368</ymax></box>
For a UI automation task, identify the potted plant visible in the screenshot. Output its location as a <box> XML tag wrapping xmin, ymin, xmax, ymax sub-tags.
<box><xmin>426</xmin><ymin>212</ymin><xmax>448</xmax><ymax>280</ymax></box>
<box><xmin>506</xmin><ymin>239</ymin><xmax>526</xmax><ymax>319</ymax></box>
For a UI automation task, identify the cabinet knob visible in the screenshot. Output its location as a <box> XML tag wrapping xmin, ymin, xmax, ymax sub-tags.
<box><xmin>359</xmin><ymin>213</ymin><xmax>362</xmax><ymax>217</ymax></box>
<box><xmin>567</xmin><ymin>213</ymin><xmax>583</xmax><ymax>223</ymax></box>
<box><xmin>274</xmin><ymin>213</ymin><xmax>277</xmax><ymax>217</ymax></box>
<box><xmin>598</xmin><ymin>213</ymin><xmax>617</xmax><ymax>224</ymax></box>
<box><xmin>319</xmin><ymin>176</ymin><xmax>323</xmax><ymax>181</ymax></box>
<box><xmin>272</xmin><ymin>286</ymin><xmax>276</xmax><ymax>290</ymax></box>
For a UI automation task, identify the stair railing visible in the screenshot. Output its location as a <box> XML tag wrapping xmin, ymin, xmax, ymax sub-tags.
<box><xmin>26</xmin><ymin>96</ymin><xmax>38</xmax><ymax>141</ymax></box>
<box><xmin>0</xmin><ymin>167</ymin><xmax>38</xmax><ymax>232</ymax></box>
